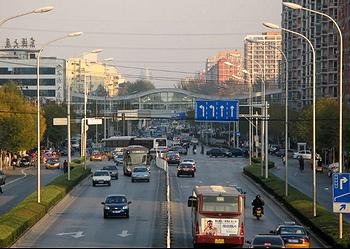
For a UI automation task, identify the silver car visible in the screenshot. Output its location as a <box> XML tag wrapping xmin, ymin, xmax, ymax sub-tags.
<box><xmin>0</xmin><ymin>170</ymin><xmax>6</xmax><ymax>186</ymax></box>
<box><xmin>131</xmin><ymin>166</ymin><xmax>150</xmax><ymax>183</ymax></box>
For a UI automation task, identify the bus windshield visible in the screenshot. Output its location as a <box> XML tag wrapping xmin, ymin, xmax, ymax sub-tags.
<box><xmin>126</xmin><ymin>153</ymin><xmax>147</xmax><ymax>166</ymax></box>
<box><xmin>202</xmin><ymin>196</ymin><xmax>239</xmax><ymax>213</ymax></box>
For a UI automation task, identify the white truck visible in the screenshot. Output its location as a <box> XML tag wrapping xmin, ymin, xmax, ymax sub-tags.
<box><xmin>92</xmin><ymin>170</ymin><xmax>111</xmax><ymax>187</ymax></box>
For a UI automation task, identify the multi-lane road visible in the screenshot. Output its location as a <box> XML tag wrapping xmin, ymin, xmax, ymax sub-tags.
<box><xmin>13</xmin><ymin>150</ymin><xmax>325</xmax><ymax>248</ymax></box>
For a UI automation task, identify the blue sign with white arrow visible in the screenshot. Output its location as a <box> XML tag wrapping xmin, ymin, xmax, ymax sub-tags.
<box><xmin>195</xmin><ymin>100</ymin><xmax>239</xmax><ymax>122</ymax></box>
<box><xmin>333</xmin><ymin>173</ymin><xmax>350</xmax><ymax>213</ymax></box>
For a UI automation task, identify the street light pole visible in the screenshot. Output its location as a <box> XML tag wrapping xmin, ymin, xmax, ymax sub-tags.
<box><xmin>283</xmin><ymin>1</ymin><xmax>344</xmax><ymax>236</ymax></box>
<box><xmin>36</xmin><ymin>32</ymin><xmax>82</xmax><ymax>203</ymax></box>
<box><xmin>264</xmin><ymin>22</ymin><xmax>317</xmax><ymax>217</ymax></box>
<box><xmin>0</xmin><ymin>6</ymin><xmax>53</xmax><ymax>27</ymax></box>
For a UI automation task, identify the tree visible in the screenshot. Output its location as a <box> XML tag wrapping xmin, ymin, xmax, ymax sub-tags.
<box><xmin>0</xmin><ymin>82</ymin><xmax>46</xmax><ymax>153</ymax></box>
<box><xmin>119</xmin><ymin>80</ymin><xmax>155</xmax><ymax>95</ymax></box>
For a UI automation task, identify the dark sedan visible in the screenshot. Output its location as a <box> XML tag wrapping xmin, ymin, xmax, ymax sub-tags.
<box><xmin>102</xmin><ymin>165</ymin><xmax>119</xmax><ymax>180</ymax></box>
<box><xmin>247</xmin><ymin>235</ymin><xmax>285</xmax><ymax>248</ymax></box>
<box><xmin>102</xmin><ymin>195</ymin><xmax>131</xmax><ymax>218</ymax></box>
<box><xmin>206</xmin><ymin>148</ymin><xmax>226</xmax><ymax>157</ymax></box>
<box><xmin>164</xmin><ymin>152</ymin><xmax>181</xmax><ymax>165</ymax></box>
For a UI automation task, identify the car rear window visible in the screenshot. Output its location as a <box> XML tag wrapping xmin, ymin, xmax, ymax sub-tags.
<box><xmin>180</xmin><ymin>164</ymin><xmax>193</xmax><ymax>168</ymax></box>
<box><xmin>103</xmin><ymin>166</ymin><xmax>117</xmax><ymax>170</ymax></box>
<box><xmin>133</xmin><ymin>168</ymin><xmax>147</xmax><ymax>172</ymax></box>
<box><xmin>252</xmin><ymin>237</ymin><xmax>283</xmax><ymax>247</ymax></box>
<box><xmin>279</xmin><ymin>226</ymin><xmax>306</xmax><ymax>235</ymax></box>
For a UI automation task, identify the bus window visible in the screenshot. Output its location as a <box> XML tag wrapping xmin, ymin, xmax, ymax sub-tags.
<box><xmin>202</xmin><ymin>196</ymin><xmax>239</xmax><ymax>213</ymax></box>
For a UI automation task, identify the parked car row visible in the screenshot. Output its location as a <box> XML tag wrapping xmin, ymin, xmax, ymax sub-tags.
<box><xmin>206</xmin><ymin>147</ymin><xmax>249</xmax><ymax>158</ymax></box>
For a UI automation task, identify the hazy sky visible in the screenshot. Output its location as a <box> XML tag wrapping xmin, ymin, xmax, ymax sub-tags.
<box><xmin>0</xmin><ymin>0</ymin><xmax>282</xmax><ymax>88</ymax></box>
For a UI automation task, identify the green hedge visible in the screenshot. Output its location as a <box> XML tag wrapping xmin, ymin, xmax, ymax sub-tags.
<box><xmin>252</xmin><ymin>157</ymin><xmax>275</xmax><ymax>169</ymax></box>
<box><xmin>0</xmin><ymin>166</ymin><xmax>91</xmax><ymax>248</ymax></box>
<box><xmin>244</xmin><ymin>164</ymin><xmax>350</xmax><ymax>248</ymax></box>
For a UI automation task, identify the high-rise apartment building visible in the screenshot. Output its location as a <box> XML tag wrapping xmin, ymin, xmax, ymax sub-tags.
<box><xmin>338</xmin><ymin>0</ymin><xmax>350</xmax><ymax>104</ymax></box>
<box><xmin>282</xmin><ymin>0</ymin><xmax>339</xmax><ymax>109</ymax></box>
<box><xmin>244</xmin><ymin>32</ymin><xmax>282</xmax><ymax>91</ymax></box>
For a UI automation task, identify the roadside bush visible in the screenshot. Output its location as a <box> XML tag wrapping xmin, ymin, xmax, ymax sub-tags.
<box><xmin>0</xmin><ymin>166</ymin><xmax>91</xmax><ymax>248</ymax></box>
<box><xmin>251</xmin><ymin>157</ymin><xmax>275</xmax><ymax>168</ymax></box>
<box><xmin>244</xmin><ymin>164</ymin><xmax>350</xmax><ymax>248</ymax></box>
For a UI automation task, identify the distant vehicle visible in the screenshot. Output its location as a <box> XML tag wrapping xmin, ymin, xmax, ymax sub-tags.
<box><xmin>206</xmin><ymin>148</ymin><xmax>226</xmax><ymax>157</ymax></box>
<box><xmin>114</xmin><ymin>154</ymin><xmax>124</xmax><ymax>165</ymax></box>
<box><xmin>293</xmin><ymin>150</ymin><xmax>321</xmax><ymax>160</ymax></box>
<box><xmin>182</xmin><ymin>159</ymin><xmax>197</xmax><ymax>172</ymax></box>
<box><xmin>226</xmin><ymin>148</ymin><xmax>245</xmax><ymax>158</ymax></box>
<box><xmin>188</xmin><ymin>186</ymin><xmax>245</xmax><ymax>248</ymax></box>
<box><xmin>169</xmin><ymin>145</ymin><xmax>187</xmax><ymax>155</ymax></box>
<box><xmin>92</xmin><ymin>170</ymin><xmax>111</xmax><ymax>186</ymax></box>
<box><xmin>131</xmin><ymin>166</ymin><xmax>150</xmax><ymax>183</ymax></box>
<box><xmin>90</xmin><ymin>151</ymin><xmax>104</xmax><ymax>161</ymax></box>
<box><xmin>101</xmin><ymin>194</ymin><xmax>131</xmax><ymax>218</ymax></box>
<box><xmin>177</xmin><ymin>163</ymin><xmax>195</xmax><ymax>177</ymax></box>
<box><xmin>103</xmin><ymin>136</ymin><xmax>166</xmax><ymax>151</ymax></box>
<box><xmin>18</xmin><ymin>156</ymin><xmax>35</xmax><ymax>167</ymax></box>
<box><xmin>247</xmin><ymin>235</ymin><xmax>285</xmax><ymax>248</ymax></box>
<box><xmin>102</xmin><ymin>165</ymin><xmax>119</xmax><ymax>180</ymax></box>
<box><xmin>123</xmin><ymin>145</ymin><xmax>150</xmax><ymax>176</ymax></box>
<box><xmin>0</xmin><ymin>170</ymin><xmax>6</xmax><ymax>186</ymax></box>
<box><xmin>46</xmin><ymin>159</ymin><xmax>60</xmax><ymax>169</ymax></box>
<box><xmin>164</xmin><ymin>152</ymin><xmax>181</xmax><ymax>165</ymax></box>
<box><xmin>270</xmin><ymin>222</ymin><xmax>311</xmax><ymax>248</ymax></box>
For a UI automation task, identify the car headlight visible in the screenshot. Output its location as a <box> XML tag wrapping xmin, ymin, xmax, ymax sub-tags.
<box><xmin>104</xmin><ymin>206</ymin><xmax>111</xmax><ymax>210</ymax></box>
<box><xmin>122</xmin><ymin>206</ymin><xmax>128</xmax><ymax>210</ymax></box>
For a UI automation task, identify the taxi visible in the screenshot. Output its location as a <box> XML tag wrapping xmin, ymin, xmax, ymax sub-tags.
<box><xmin>90</xmin><ymin>151</ymin><xmax>103</xmax><ymax>161</ymax></box>
<box><xmin>46</xmin><ymin>159</ymin><xmax>60</xmax><ymax>169</ymax></box>
<box><xmin>271</xmin><ymin>222</ymin><xmax>310</xmax><ymax>248</ymax></box>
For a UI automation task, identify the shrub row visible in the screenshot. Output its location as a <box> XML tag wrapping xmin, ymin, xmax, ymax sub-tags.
<box><xmin>252</xmin><ymin>157</ymin><xmax>275</xmax><ymax>168</ymax></box>
<box><xmin>0</xmin><ymin>166</ymin><xmax>91</xmax><ymax>248</ymax></box>
<box><xmin>244</xmin><ymin>164</ymin><xmax>350</xmax><ymax>248</ymax></box>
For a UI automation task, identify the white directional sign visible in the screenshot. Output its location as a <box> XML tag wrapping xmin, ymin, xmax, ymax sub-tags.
<box><xmin>56</xmin><ymin>231</ymin><xmax>85</xmax><ymax>238</ymax></box>
<box><xmin>87</xmin><ymin>118</ymin><xmax>103</xmax><ymax>125</ymax></box>
<box><xmin>53</xmin><ymin>118</ymin><xmax>68</xmax><ymax>126</ymax></box>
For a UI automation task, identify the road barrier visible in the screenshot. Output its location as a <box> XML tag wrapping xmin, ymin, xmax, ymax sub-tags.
<box><xmin>0</xmin><ymin>166</ymin><xmax>91</xmax><ymax>248</ymax></box>
<box><xmin>155</xmin><ymin>152</ymin><xmax>171</xmax><ymax>248</ymax></box>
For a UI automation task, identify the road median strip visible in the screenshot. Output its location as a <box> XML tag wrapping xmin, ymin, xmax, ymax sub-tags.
<box><xmin>244</xmin><ymin>163</ymin><xmax>350</xmax><ymax>248</ymax></box>
<box><xmin>0</xmin><ymin>166</ymin><xmax>91</xmax><ymax>248</ymax></box>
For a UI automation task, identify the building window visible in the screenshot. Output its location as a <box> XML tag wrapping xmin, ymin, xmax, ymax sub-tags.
<box><xmin>0</xmin><ymin>67</ymin><xmax>56</xmax><ymax>75</ymax></box>
<box><xmin>23</xmin><ymin>89</ymin><xmax>56</xmax><ymax>97</ymax></box>
<box><xmin>0</xmin><ymin>79</ymin><xmax>56</xmax><ymax>86</ymax></box>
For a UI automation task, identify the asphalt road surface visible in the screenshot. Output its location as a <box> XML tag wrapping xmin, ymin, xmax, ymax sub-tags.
<box><xmin>14</xmin><ymin>160</ymin><xmax>166</xmax><ymax>248</ymax></box>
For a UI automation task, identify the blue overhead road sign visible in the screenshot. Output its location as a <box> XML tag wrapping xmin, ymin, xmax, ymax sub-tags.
<box><xmin>195</xmin><ymin>100</ymin><xmax>239</xmax><ymax>122</ymax></box>
<box><xmin>333</xmin><ymin>173</ymin><xmax>350</xmax><ymax>213</ymax></box>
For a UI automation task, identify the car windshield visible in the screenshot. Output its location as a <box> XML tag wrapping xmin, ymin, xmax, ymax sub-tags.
<box><xmin>279</xmin><ymin>227</ymin><xmax>306</xmax><ymax>235</ymax></box>
<box><xmin>106</xmin><ymin>196</ymin><xmax>127</xmax><ymax>204</ymax></box>
<box><xmin>202</xmin><ymin>196</ymin><xmax>239</xmax><ymax>213</ymax></box>
<box><xmin>252</xmin><ymin>237</ymin><xmax>283</xmax><ymax>247</ymax></box>
<box><xmin>94</xmin><ymin>171</ymin><xmax>109</xmax><ymax>176</ymax></box>
<box><xmin>183</xmin><ymin>159</ymin><xmax>194</xmax><ymax>162</ymax></box>
<box><xmin>103</xmin><ymin>166</ymin><xmax>117</xmax><ymax>171</ymax></box>
<box><xmin>133</xmin><ymin>168</ymin><xmax>147</xmax><ymax>173</ymax></box>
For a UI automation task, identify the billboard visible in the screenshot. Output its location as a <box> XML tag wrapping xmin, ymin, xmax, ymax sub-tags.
<box><xmin>200</xmin><ymin>218</ymin><xmax>239</xmax><ymax>236</ymax></box>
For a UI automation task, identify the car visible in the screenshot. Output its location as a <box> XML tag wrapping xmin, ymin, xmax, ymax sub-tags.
<box><xmin>46</xmin><ymin>159</ymin><xmax>60</xmax><ymax>169</ymax></box>
<box><xmin>18</xmin><ymin>156</ymin><xmax>35</xmax><ymax>167</ymax></box>
<box><xmin>90</xmin><ymin>151</ymin><xmax>103</xmax><ymax>161</ymax></box>
<box><xmin>114</xmin><ymin>154</ymin><xmax>124</xmax><ymax>165</ymax></box>
<box><xmin>226</xmin><ymin>148</ymin><xmax>245</xmax><ymax>157</ymax></box>
<box><xmin>206</xmin><ymin>148</ymin><xmax>226</xmax><ymax>157</ymax></box>
<box><xmin>293</xmin><ymin>150</ymin><xmax>321</xmax><ymax>160</ymax></box>
<box><xmin>102</xmin><ymin>165</ymin><xmax>119</xmax><ymax>179</ymax></box>
<box><xmin>101</xmin><ymin>194</ymin><xmax>131</xmax><ymax>218</ymax></box>
<box><xmin>247</xmin><ymin>235</ymin><xmax>285</xmax><ymax>248</ymax></box>
<box><xmin>169</xmin><ymin>145</ymin><xmax>188</xmax><ymax>155</ymax></box>
<box><xmin>182</xmin><ymin>159</ymin><xmax>197</xmax><ymax>172</ymax></box>
<box><xmin>0</xmin><ymin>170</ymin><xmax>6</xmax><ymax>186</ymax></box>
<box><xmin>164</xmin><ymin>152</ymin><xmax>181</xmax><ymax>165</ymax></box>
<box><xmin>271</xmin><ymin>222</ymin><xmax>311</xmax><ymax>248</ymax></box>
<box><xmin>177</xmin><ymin>162</ymin><xmax>195</xmax><ymax>177</ymax></box>
<box><xmin>131</xmin><ymin>166</ymin><xmax>150</xmax><ymax>182</ymax></box>
<box><xmin>92</xmin><ymin>170</ymin><xmax>111</xmax><ymax>186</ymax></box>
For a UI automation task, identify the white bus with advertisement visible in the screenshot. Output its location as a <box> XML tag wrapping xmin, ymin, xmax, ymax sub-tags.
<box><xmin>187</xmin><ymin>186</ymin><xmax>245</xmax><ymax>247</ymax></box>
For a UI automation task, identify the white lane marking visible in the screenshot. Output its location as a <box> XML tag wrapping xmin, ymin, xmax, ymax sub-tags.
<box><xmin>56</xmin><ymin>231</ymin><xmax>85</xmax><ymax>238</ymax></box>
<box><xmin>117</xmin><ymin>230</ymin><xmax>132</xmax><ymax>237</ymax></box>
<box><xmin>3</xmin><ymin>168</ymin><xmax>31</xmax><ymax>187</ymax></box>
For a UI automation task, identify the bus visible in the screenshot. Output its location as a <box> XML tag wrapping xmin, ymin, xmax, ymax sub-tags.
<box><xmin>187</xmin><ymin>186</ymin><xmax>245</xmax><ymax>248</ymax></box>
<box><xmin>123</xmin><ymin>145</ymin><xmax>151</xmax><ymax>176</ymax></box>
<box><xmin>103</xmin><ymin>136</ymin><xmax>167</xmax><ymax>151</ymax></box>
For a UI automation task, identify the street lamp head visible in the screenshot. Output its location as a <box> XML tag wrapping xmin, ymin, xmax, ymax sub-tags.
<box><xmin>263</xmin><ymin>22</ymin><xmax>280</xmax><ymax>30</ymax></box>
<box><xmin>103</xmin><ymin>58</ymin><xmax>114</xmax><ymax>62</ymax></box>
<box><xmin>245</xmin><ymin>38</ymin><xmax>259</xmax><ymax>44</ymax></box>
<box><xmin>68</xmin><ymin>32</ymin><xmax>83</xmax><ymax>37</ymax></box>
<box><xmin>283</xmin><ymin>2</ymin><xmax>303</xmax><ymax>10</ymax></box>
<box><xmin>33</xmin><ymin>6</ymin><xmax>54</xmax><ymax>13</ymax></box>
<box><xmin>90</xmin><ymin>48</ymin><xmax>103</xmax><ymax>53</ymax></box>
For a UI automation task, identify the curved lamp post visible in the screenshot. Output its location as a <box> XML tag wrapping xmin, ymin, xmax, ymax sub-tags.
<box><xmin>37</xmin><ymin>32</ymin><xmax>83</xmax><ymax>203</ymax></box>
<box><xmin>263</xmin><ymin>22</ymin><xmax>318</xmax><ymax>217</ymax></box>
<box><xmin>283</xmin><ymin>1</ymin><xmax>345</xmax><ymax>237</ymax></box>
<box><xmin>0</xmin><ymin>6</ymin><xmax>53</xmax><ymax>27</ymax></box>
<box><xmin>246</xmin><ymin>37</ymin><xmax>289</xmax><ymax>197</ymax></box>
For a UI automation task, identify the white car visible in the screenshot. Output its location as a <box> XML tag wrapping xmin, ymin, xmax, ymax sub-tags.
<box><xmin>293</xmin><ymin>150</ymin><xmax>320</xmax><ymax>160</ymax></box>
<box><xmin>92</xmin><ymin>170</ymin><xmax>111</xmax><ymax>187</ymax></box>
<box><xmin>131</xmin><ymin>166</ymin><xmax>150</xmax><ymax>183</ymax></box>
